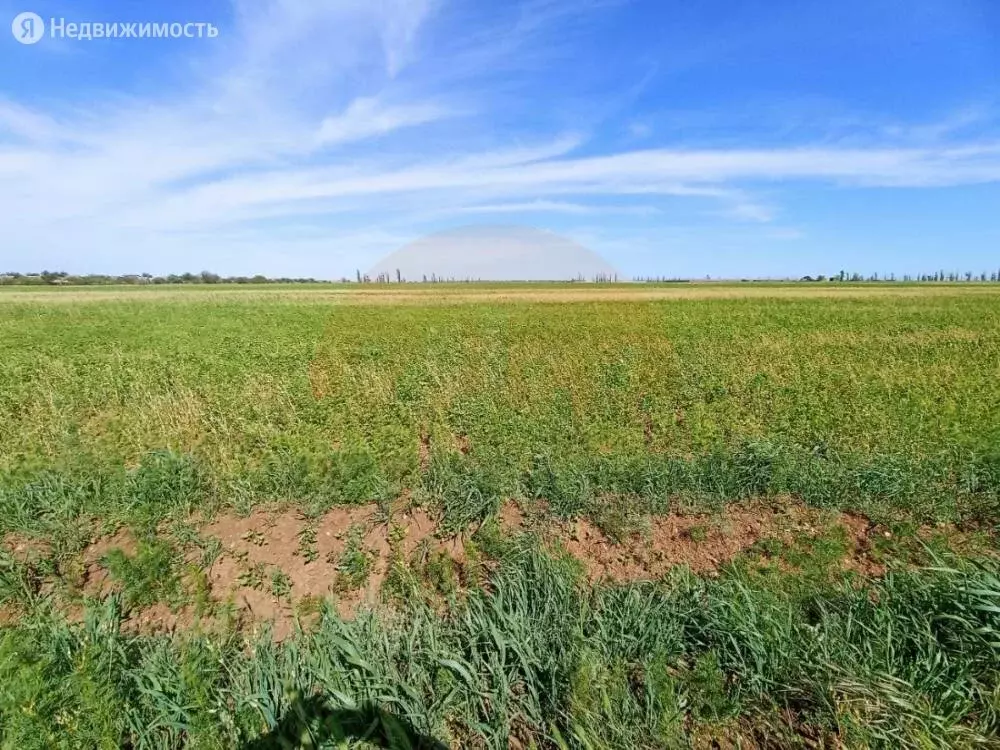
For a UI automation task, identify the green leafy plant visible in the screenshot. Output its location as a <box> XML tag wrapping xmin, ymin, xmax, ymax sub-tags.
<box><xmin>101</xmin><ymin>538</ymin><xmax>180</xmax><ymax>610</ymax></box>
<box><xmin>331</xmin><ymin>524</ymin><xmax>373</xmax><ymax>592</ymax></box>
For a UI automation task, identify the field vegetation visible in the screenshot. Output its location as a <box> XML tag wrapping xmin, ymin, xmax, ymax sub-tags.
<box><xmin>1</xmin><ymin>283</ymin><xmax>998</xmax><ymax>748</ymax></box>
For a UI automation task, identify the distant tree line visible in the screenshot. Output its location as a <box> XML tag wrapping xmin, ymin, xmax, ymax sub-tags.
<box><xmin>355</xmin><ymin>269</ymin><xmax>621</xmax><ymax>283</ymax></box>
<box><xmin>635</xmin><ymin>269</ymin><xmax>1000</xmax><ymax>283</ymax></box>
<box><xmin>6</xmin><ymin>268</ymin><xmax>1000</xmax><ymax>286</ymax></box>
<box><xmin>0</xmin><ymin>271</ymin><xmax>329</xmax><ymax>286</ymax></box>
<box><xmin>3</xmin><ymin>269</ymin><xmax>628</xmax><ymax>286</ymax></box>
<box><xmin>820</xmin><ymin>269</ymin><xmax>1000</xmax><ymax>283</ymax></box>
<box><xmin>7</xmin><ymin>269</ymin><xmax>627</xmax><ymax>286</ymax></box>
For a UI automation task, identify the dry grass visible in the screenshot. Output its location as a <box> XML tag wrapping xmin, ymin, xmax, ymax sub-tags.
<box><xmin>3</xmin><ymin>282</ymin><xmax>999</xmax><ymax>305</ymax></box>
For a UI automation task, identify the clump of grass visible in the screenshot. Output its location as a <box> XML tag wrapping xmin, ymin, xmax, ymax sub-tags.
<box><xmin>868</xmin><ymin>522</ymin><xmax>994</xmax><ymax>568</ymax></box>
<box><xmin>421</xmin><ymin>549</ymin><xmax>459</xmax><ymax>598</ymax></box>
<box><xmin>101</xmin><ymin>538</ymin><xmax>180</xmax><ymax>610</ymax></box>
<box><xmin>0</xmin><ymin>552</ymin><xmax>41</xmax><ymax>610</ymax></box>
<box><xmin>586</xmin><ymin>492</ymin><xmax>649</xmax><ymax>543</ymax></box>
<box><xmin>169</xmin><ymin>522</ymin><xmax>223</xmax><ymax>569</ymax></box>
<box><xmin>423</xmin><ymin>454</ymin><xmax>502</xmax><ymax>534</ymax></box>
<box><xmin>295</xmin><ymin>594</ymin><xmax>325</xmax><ymax>620</ymax></box>
<box><xmin>331</xmin><ymin>524</ymin><xmax>373</xmax><ymax>592</ymax></box>
<box><xmin>458</xmin><ymin>538</ymin><xmax>489</xmax><ymax>589</ymax></box>
<box><xmin>784</xmin><ymin>526</ymin><xmax>852</xmax><ymax>570</ymax></box>
<box><xmin>469</xmin><ymin>514</ymin><xmax>521</xmax><ymax>562</ymax></box>
<box><xmin>687</xmin><ymin>524</ymin><xmax>709</xmax><ymax>543</ymax></box>
<box><xmin>742</xmin><ymin>526</ymin><xmax>858</xmax><ymax>585</ymax></box>
<box><xmin>383</xmin><ymin>521</ymin><xmax>422</xmax><ymax>603</ymax></box>
<box><xmin>197</xmin><ymin>536</ymin><xmax>223</xmax><ymax>568</ymax></box>
<box><xmin>183</xmin><ymin>564</ymin><xmax>215</xmax><ymax>618</ymax></box>
<box><xmin>680</xmin><ymin>651</ymin><xmax>738</xmax><ymax>723</ymax></box>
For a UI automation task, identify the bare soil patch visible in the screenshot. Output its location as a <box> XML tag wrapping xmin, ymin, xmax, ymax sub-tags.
<box><xmin>556</xmin><ymin>501</ymin><xmax>883</xmax><ymax>581</ymax></box>
<box><xmin>2</xmin><ymin>533</ymin><xmax>53</xmax><ymax>564</ymax></box>
<box><xmin>49</xmin><ymin>498</ymin><xmax>984</xmax><ymax>638</ymax></box>
<box><xmin>499</xmin><ymin>501</ymin><xmax>526</xmax><ymax>532</ymax></box>
<box><xmin>199</xmin><ymin>505</ymin><xmax>421</xmax><ymax>638</ymax></box>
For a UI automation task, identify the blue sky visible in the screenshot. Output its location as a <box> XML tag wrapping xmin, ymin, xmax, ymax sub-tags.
<box><xmin>1</xmin><ymin>0</ymin><xmax>998</xmax><ymax>279</ymax></box>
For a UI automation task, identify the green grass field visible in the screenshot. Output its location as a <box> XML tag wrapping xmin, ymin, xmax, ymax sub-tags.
<box><xmin>2</xmin><ymin>284</ymin><xmax>999</xmax><ymax>748</ymax></box>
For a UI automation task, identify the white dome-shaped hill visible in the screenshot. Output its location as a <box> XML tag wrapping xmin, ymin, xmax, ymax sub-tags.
<box><xmin>369</xmin><ymin>225</ymin><xmax>619</xmax><ymax>281</ymax></box>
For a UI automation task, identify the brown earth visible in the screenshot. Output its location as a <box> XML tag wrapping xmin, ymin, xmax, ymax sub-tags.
<box><xmin>556</xmin><ymin>502</ymin><xmax>883</xmax><ymax>581</ymax></box>
<box><xmin>3</xmin><ymin>533</ymin><xmax>53</xmax><ymax>564</ymax></box>
<box><xmin>191</xmin><ymin>504</ymin><xmax>447</xmax><ymax>639</ymax></box>
<box><xmin>5</xmin><ymin>498</ymin><xmax>983</xmax><ymax>639</ymax></box>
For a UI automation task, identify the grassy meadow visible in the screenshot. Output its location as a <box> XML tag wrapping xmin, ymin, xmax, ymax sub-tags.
<box><xmin>1</xmin><ymin>283</ymin><xmax>999</xmax><ymax>748</ymax></box>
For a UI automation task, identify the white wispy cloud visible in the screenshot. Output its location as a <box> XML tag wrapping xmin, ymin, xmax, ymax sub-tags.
<box><xmin>1</xmin><ymin>0</ymin><xmax>998</xmax><ymax>276</ymax></box>
<box><xmin>451</xmin><ymin>200</ymin><xmax>661</xmax><ymax>216</ymax></box>
<box><xmin>316</xmin><ymin>98</ymin><xmax>453</xmax><ymax>146</ymax></box>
